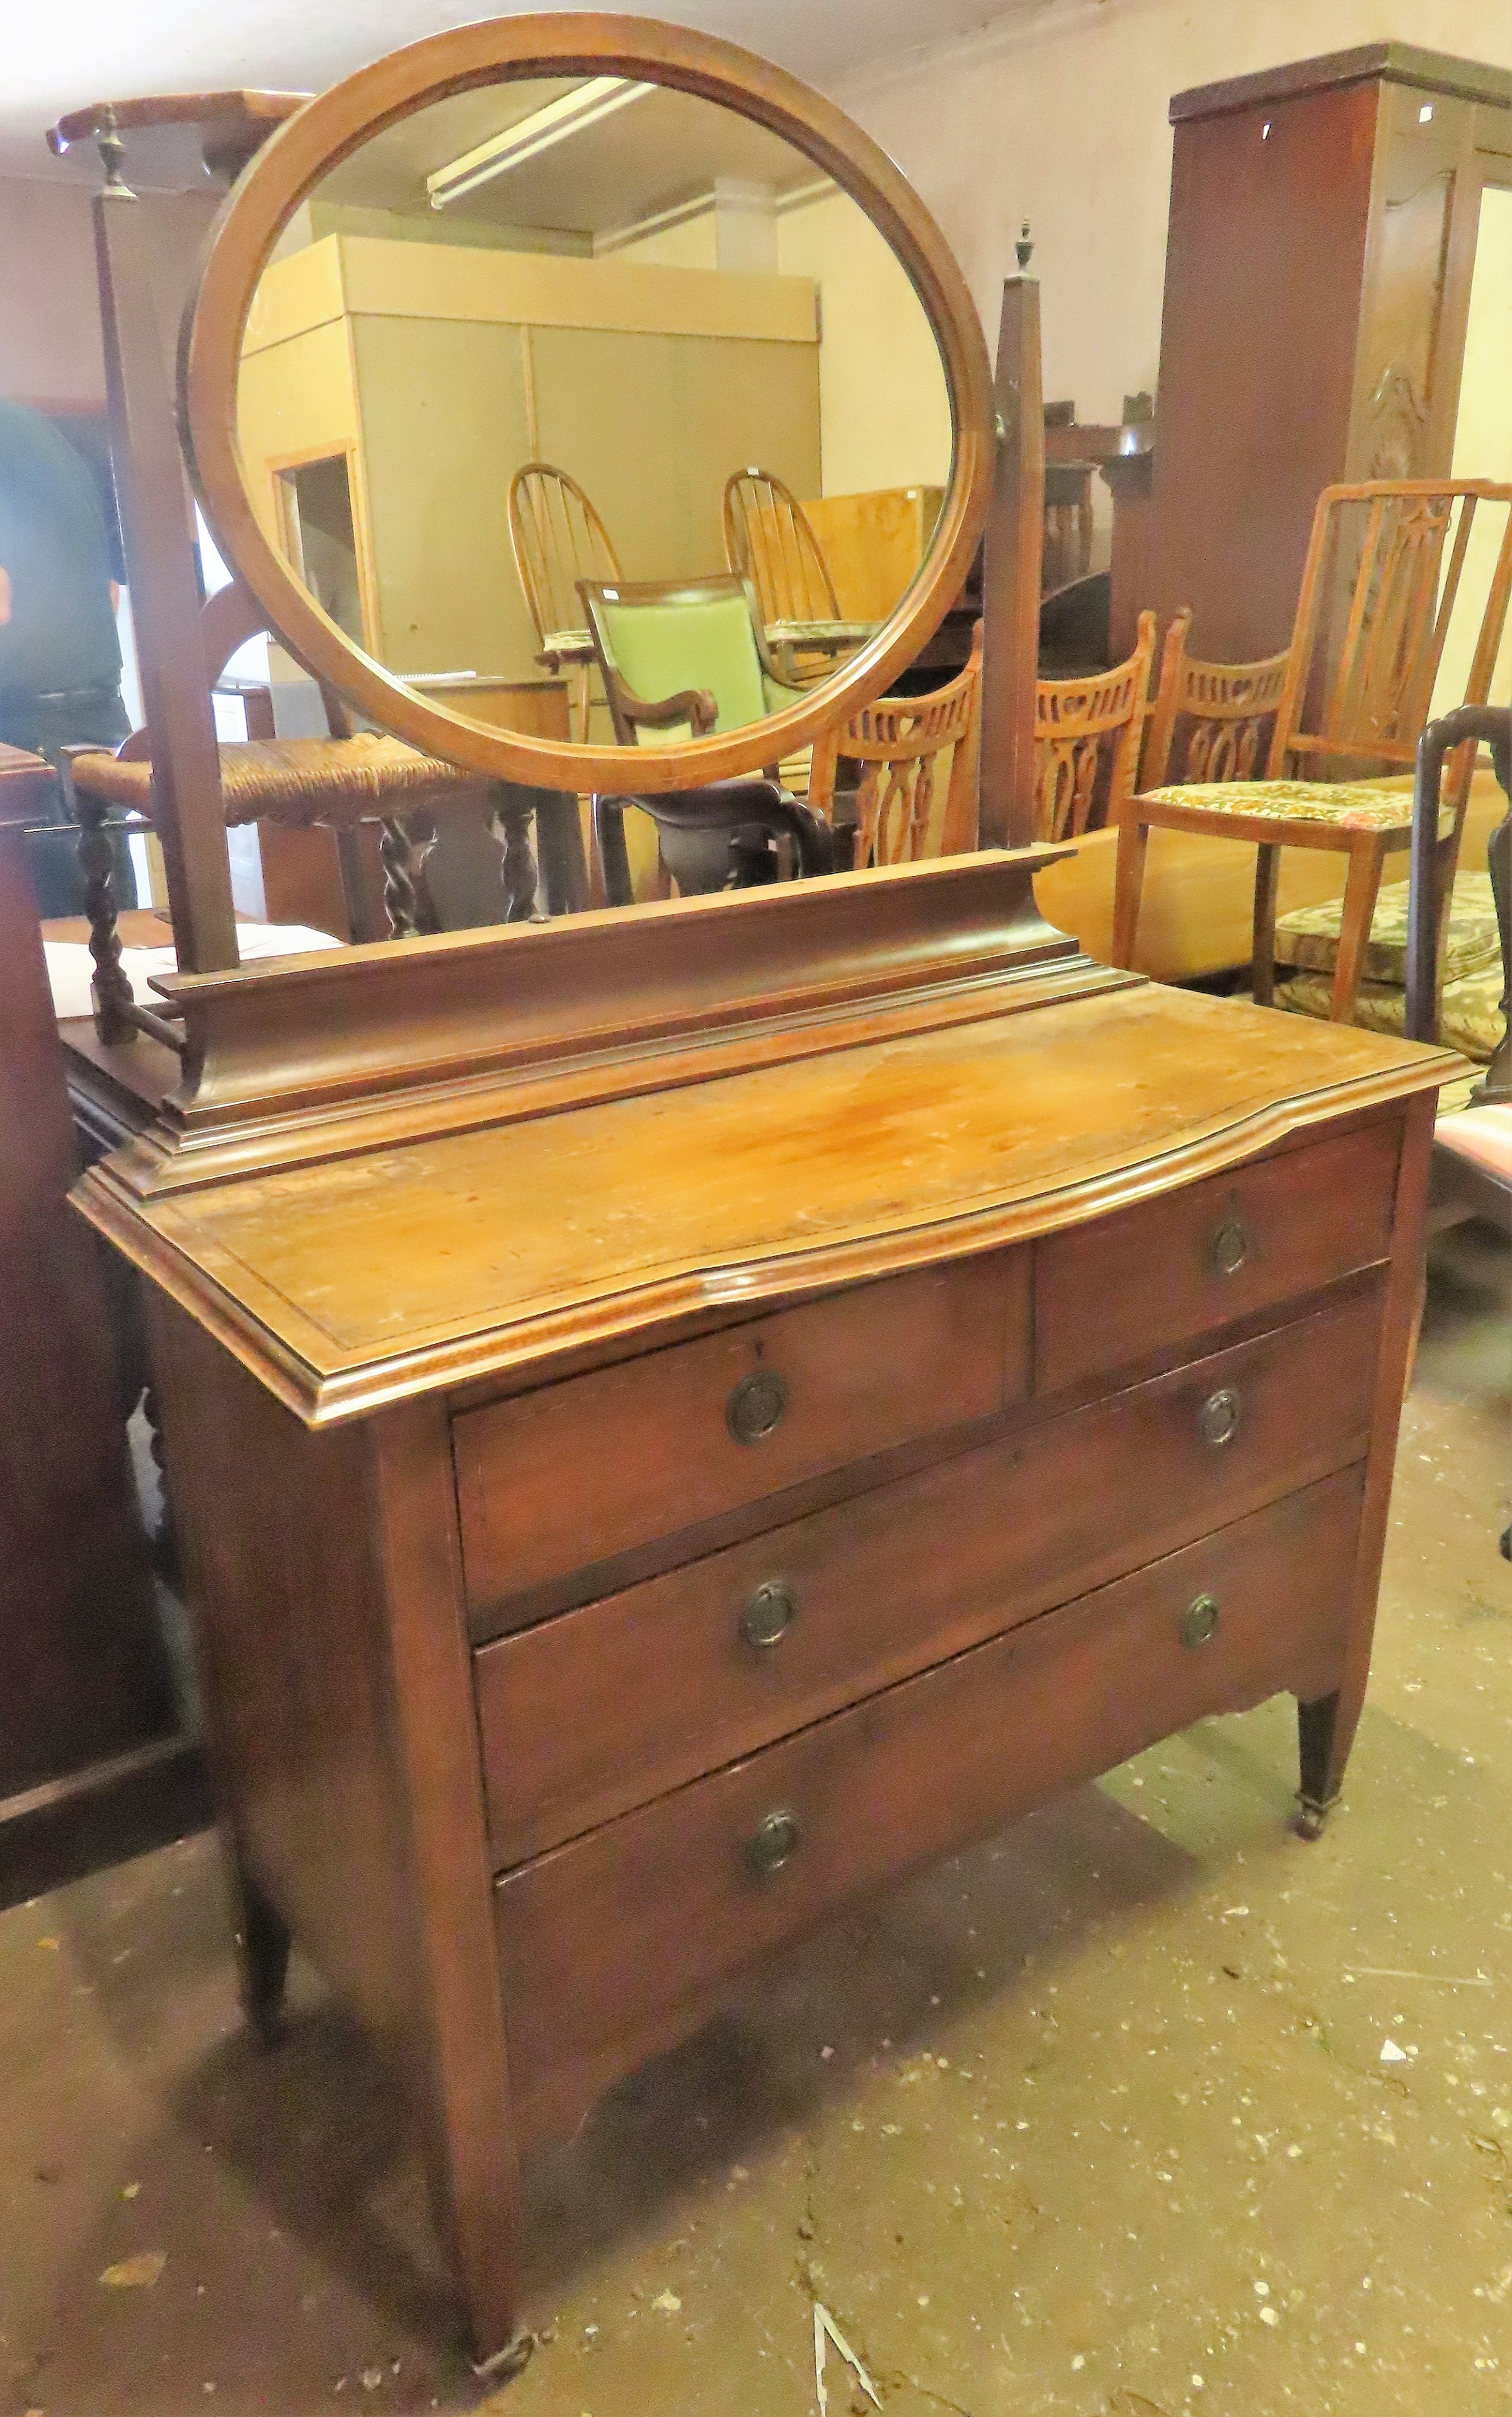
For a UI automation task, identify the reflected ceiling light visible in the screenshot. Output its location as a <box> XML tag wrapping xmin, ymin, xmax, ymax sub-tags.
<box><xmin>427</xmin><ymin>77</ymin><xmax>651</xmax><ymax>209</ymax></box>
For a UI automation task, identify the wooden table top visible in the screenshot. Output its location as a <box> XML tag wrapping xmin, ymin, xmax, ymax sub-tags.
<box><xmin>79</xmin><ymin>934</ymin><xmax>1457</xmax><ymax>1424</ymax></box>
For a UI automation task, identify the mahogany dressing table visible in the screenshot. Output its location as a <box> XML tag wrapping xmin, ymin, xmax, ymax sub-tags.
<box><xmin>70</xmin><ymin>16</ymin><xmax>1461</xmax><ymax>2358</ymax></box>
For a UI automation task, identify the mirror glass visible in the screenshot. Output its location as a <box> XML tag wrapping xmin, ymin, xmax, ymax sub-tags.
<box><xmin>236</xmin><ymin>72</ymin><xmax>954</xmax><ymax>752</ymax></box>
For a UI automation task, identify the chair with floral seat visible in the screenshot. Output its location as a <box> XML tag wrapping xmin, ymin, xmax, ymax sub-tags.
<box><xmin>1111</xmin><ymin>481</ymin><xmax>1512</xmax><ymax>1025</ymax></box>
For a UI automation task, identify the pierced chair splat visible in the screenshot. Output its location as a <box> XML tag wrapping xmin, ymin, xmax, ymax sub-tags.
<box><xmin>1033</xmin><ymin>611</ymin><xmax>1157</xmax><ymax>844</ymax></box>
<box><xmin>808</xmin><ymin>621</ymin><xmax>983</xmax><ymax>865</ymax></box>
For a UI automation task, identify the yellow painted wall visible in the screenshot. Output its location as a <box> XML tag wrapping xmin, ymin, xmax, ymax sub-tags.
<box><xmin>350</xmin><ymin>313</ymin><xmax>535</xmax><ymax>677</ymax></box>
<box><xmin>776</xmin><ymin>188</ymin><xmax>953</xmax><ymax>498</ymax></box>
<box><xmin>1438</xmin><ymin>184</ymin><xmax>1512</xmax><ymax>716</ymax></box>
<box><xmin>239</xmin><ymin>234</ymin><xmax>822</xmax><ymax>685</ymax></box>
<box><xmin>605</xmin><ymin>207</ymin><xmax>721</xmax><ymax>271</ymax></box>
<box><xmin>236</xmin><ymin>318</ymin><xmax>361</xmax><ymax>553</ymax></box>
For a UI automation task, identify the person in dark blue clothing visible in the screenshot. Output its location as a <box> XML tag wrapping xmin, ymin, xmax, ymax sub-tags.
<box><xmin>0</xmin><ymin>397</ymin><xmax>136</xmax><ymax>916</ymax></box>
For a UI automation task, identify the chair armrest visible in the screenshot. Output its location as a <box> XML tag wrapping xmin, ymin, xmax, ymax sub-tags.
<box><xmin>622</xmin><ymin>777</ymin><xmax>836</xmax><ymax>879</ymax></box>
<box><xmin>1406</xmin><ymin>706</ymin><xmax>1511</xmax><ymax>1049</ymax></box>
<box><xmin>617</xmin><ymin>684</ymin><xmax>718</xmax><ymax>738</ymax></box>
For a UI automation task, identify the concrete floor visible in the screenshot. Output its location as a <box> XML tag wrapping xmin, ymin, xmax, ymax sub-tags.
<box><xmin>3</xmin><ymin>1225</ymin><xmax>1508</xmax><ymax>2417</ymax></box>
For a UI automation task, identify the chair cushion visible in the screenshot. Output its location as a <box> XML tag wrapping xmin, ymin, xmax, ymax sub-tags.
<box><xmin>1138</xmin><ymin>778</ymin><xmax>1455</xmax><ymax>835</ymax></box>
<box><xmin>602</xmin><ymin>591</ymin><xmax>768</xmax><ymax>738</ymax></box>
<box><xmin>1275</xmin><ymin>959</ymin><xmax>1507</xmax><ymax>1063</ymax></box>
<box><xmin>1274</xmin><ymin>872</ymin><xmax>1502</xmax><ymax>984</ymax></box>
<box><xmin>1434</xmin><ymin>1103</ymin><xmax>1512</xmax><ymax>1184</ymax></box>
<box><xmin>67</xmin><ymin>733</ymin><xmax>490</xmax><ymax>829</ymax></box>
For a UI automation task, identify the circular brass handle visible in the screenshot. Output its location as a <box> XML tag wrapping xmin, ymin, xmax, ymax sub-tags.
<box><xmin>1198</xmin><ymin>1386</ymin><xmax>1242</xmax><ymax>1449</ymax></box>
<box><xmin>1208</xmin><ymin>1216</ymin><xmax>1249</xmax><ymax>1278</ymax></box>
<box><xmin>726</xmin><ymin>1367</ymin><xmax>788</xmax><ymax>1446</ymax></box>
<box><xmin>746</xmin><ymin>1808</ymin><xmax>801</xmax><ymax>1879</ymax></box>
<box><xmin>740</xmin><ymin>1578</ymin><xmax>799</xmax><ymax>1651</ymax></box>
<box><xmin>1181</xmin><ymin>1592</ymin><xmax>1220</xmax><ymax>1650</ymax></box>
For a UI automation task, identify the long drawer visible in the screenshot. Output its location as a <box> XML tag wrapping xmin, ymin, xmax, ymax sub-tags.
<box><xmin>1036</xmin><ymin>1121</ymin><xmax>1399</xmax><ymax>1396</ymax></box>
<box><xmin>454</xmin><ymin>1250</ymin><xmax>1027</xmax><ymax>1620</ymax></box>
<box><xmin>495</xmin><ymin>1467</ymin><xmax>1365</xmax><ymax>2145</ymax></box>
<box><xmin>475</xmin><ymin>1284</ymin><xmax>1383</xmax><ymax>1864</ymax></box>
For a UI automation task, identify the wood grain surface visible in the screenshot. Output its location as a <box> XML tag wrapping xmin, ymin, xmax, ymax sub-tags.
<box><xmin>476</xmin><ymin>1285</ymin><xmax>1385</xmax><ymax>1864</ymax></box>
<box><xmin>78</xmin><ymin>971</ymin><xmax>1454</xmax><ymax>1425</ymax></box>
<box><xmin>495</xmin><ymin>1468</ymin><xmax>1366</xmax><ymax>2144</ymax></box>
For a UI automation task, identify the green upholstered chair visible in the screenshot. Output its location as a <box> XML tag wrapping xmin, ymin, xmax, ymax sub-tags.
<box><xmin>577</xmin><ymin>572</ymin><xmax>802</xmax><ymax>745</ymax></box>
<box><xmin>576</xmin><ymin>573</ymin><xmax>828</xmax><ymax>902</ymax></box>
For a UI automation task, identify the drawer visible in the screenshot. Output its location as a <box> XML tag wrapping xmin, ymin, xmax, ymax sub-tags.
<box><xmin>476</xmin><ymin>1283</ymin><xmax>1383</xmax><ymax>1864</ymax></box>
<box><xmin>1036</xmin><ymin>1120</ymin><xmax>1399</xmax><ymax>1396</ymax></box>
<box><xmin>454</xmin><ymin>1251</ymin><xmax>1027</xmax><ymax>1618</ymax></box>
<box><xmin>496</xmin><ymin>1467</ymin><xmax>1365</xmax><ymax>2144</ymax></box>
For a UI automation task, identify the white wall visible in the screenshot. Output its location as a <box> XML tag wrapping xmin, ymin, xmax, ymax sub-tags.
<box><xmin>835</xmin><ymin>0</ymin><xmax>1512</xmax><ymax>425</ymax></box>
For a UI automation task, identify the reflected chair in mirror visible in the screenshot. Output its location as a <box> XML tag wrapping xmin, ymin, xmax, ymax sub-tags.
<box><xmin>576</xmin><ymin>573</ymin><xmax>826</xmax><ymax>900</ymax></box>
<box><xmin>507</xmin><ymin>462</ymin><xmax>622</xmax><ymax>742</ymax></box>
<box><xmin>1112</xmin><ymin>480</ymin><xmax>1512</xmax><ymax>1023</ymax></box>
<box><xmin>807</xmin><ymin>622</ymin><xmax>983</xmax><ymax>865</ymax></box>
<box><xmin>1032</xmin><ymin>610</ymin><xmax>1157</xmax><ymax>843</ymax></box>
<box><xmin>721</xmin><ymin>468</ymin><xmax>873</xmax><ymax>686</ymax></box>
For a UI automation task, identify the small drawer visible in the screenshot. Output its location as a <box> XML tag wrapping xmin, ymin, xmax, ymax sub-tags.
<box><xmin>1035</xmin><ymin>1120</ymin><xmax>1399</xmax><ymax>1396</ymax></box>
<box><xmin>495</xmin><ymin>1466</ymin><xmax>1365</xmax><ymax>2145</ymax></box>
<box><xmin>454</xmin><ymin>1251</ymin><xmax>1027</xmax><ymax>1617</ymax></box>
<box><xmin>475</xmin><ymin>1283</ymin><xmax>1382</xmax><ymax>1864</ymax></box>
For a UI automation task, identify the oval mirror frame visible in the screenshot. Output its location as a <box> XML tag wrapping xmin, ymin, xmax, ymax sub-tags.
<box><xmin>180</xmin><ymin>12</ymin><xmax>994</xmax><ymax>796</ymax></box>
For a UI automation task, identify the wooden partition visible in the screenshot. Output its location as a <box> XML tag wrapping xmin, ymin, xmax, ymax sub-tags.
<box><xmin>238</xmin><ymin>234</ymin><xmax>822</xmax><ymax>684</ymax></box>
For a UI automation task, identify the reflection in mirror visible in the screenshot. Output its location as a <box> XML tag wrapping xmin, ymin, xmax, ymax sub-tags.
<box><xmin>237</xmin><ymin>74</ymin><xmax>953</xmax><ymax>751</ymax></box>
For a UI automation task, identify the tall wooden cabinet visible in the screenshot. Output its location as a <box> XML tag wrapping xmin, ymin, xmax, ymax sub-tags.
<box><xmin>1145</xmin><ymin>42</ymin><xmax>1512</xmax><ymax>659</ymax></box>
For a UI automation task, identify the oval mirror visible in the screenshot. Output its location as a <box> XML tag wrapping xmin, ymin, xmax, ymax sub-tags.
<box><xmin>181</xmin><ymin>16</ymin><xmax>993</xmax><ymax>796</ymax></box>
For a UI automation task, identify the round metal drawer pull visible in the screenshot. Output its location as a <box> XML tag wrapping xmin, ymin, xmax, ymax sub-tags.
<box><xmin>740</xmin><ymin>1578</ymin><xmax>799</xmax><ymax>1650</ymax></box>
<box><xmin>746</xmin><ymin>1808</ymin><xmax>801</xmax><ymax>1879</ymax></box>
<box><xmin>1208</xmin><ymin>1216</ymin><xmax>1249</xmax><ymax>1278</ymax></box>
<box><xmin>726</xmin><ymin>1367</ymin><xmax>788</xmax><ymax>1445</ymax></box>
<box><xmin>1198</xmin><ymin>1386</ymin><xmax>1242</xmax><ymax>1449</ymax></box>
<box><xmin>1181</xmin><ymin>1592</ymin><xmax>1221</xmax><ymax>1650</ymax></box>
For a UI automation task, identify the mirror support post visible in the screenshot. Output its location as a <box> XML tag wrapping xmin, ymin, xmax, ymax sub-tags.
<box><xmin>93</xmin><ymin>181</ymin><xmax>240</xmax><ymax>973</ymax></box>
<box><xmin>978</xmin><ymin>275</ymin><xmax>1044</xmax><ymax>851</ymax></box>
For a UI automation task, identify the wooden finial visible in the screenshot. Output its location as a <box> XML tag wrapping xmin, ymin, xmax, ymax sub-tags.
<box><xmin>1016</xmin><ymin>221</ymin><xmax>1034</xmax><ymax>270</ymax></box>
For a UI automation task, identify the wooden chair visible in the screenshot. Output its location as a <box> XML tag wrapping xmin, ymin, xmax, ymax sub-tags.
<box><xmin>1140</xmin><ymin>609</ymin><xmax>1291</xmax><ymax>789</ymax></box>
<box><xmin>721</xmin><ymin>468</ymin><xmax>870</xmax><ymax>686</ymax></box>
<box><xmin>61</xmin><ymin>578</ymin><xmax>516</xmax><ymax>1049</ymax></box>
<box><xmin>575</xmin><ymin>573</ymin><xmax>823</xmax><ymax>903</ymax></box>
<box><xmin>806</xmin><ymin>623</ymin><xmax>983</xmax><ymax>865</ymax></box>
<box><xmin>577</xmin><ymin>573</ymin><xmax>799</xmax><ymax>748</ymax></box>
<box><xmin>1033</xmin><ymin>610</ymin><xmax>1157</xmax><ymax>843</ymax></box>
<box><xmin>1112</xmin><ymin>481</ymin><xmax>1512</xmax><ymax>1021</ymax></box>
<box><xmin>506</xmin><ymin>463</ymin><xmax>622</xmax><ymax>741</ymax></box>
<box><xmin>50</xmin><ymin>96</ymin><xmax>546</xmax><ymax>1069</ymax></box>
<box><xmin>1406</xmin><ymin>703</ymin><xmax>1510</xmax><ymax>1183</ymax></box>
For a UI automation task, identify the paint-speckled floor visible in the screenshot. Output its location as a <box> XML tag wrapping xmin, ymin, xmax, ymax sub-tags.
<box><xmin>3</xmin><ymin>1223</ymin><xmax>1508</xmax><ymax>2417</ymax></box>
